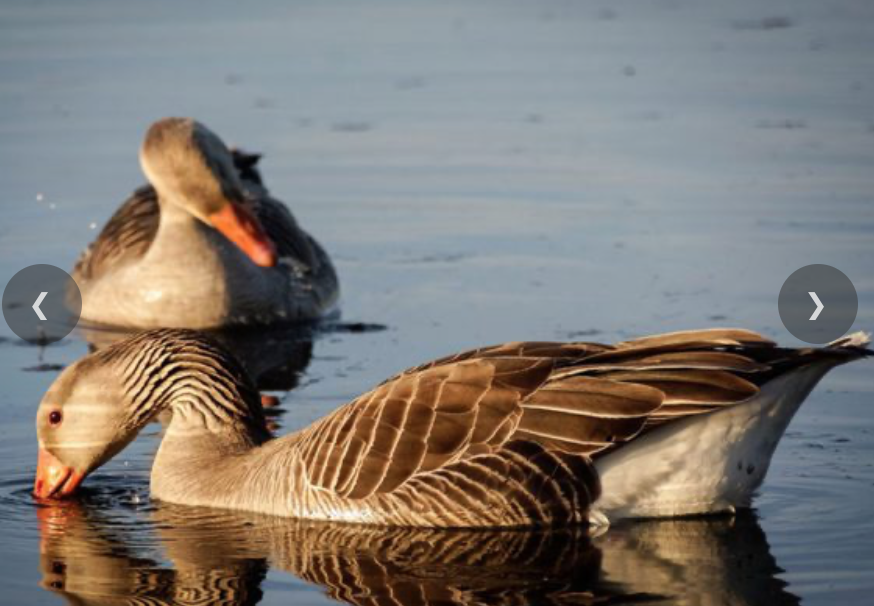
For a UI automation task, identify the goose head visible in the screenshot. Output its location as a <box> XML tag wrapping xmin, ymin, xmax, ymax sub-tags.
<box><xmin>33</xmin><ymin>354</ymin><xmax>138</xmax><ymax>499</ymax></box>
<box><xmin>140</xmin><ymin>117</ymin><xmax>277</xmax><ymax>267</ymax></box>
<box><xmin>34</xmin><ymin>329</ymin><xmax>267</xmax><ymax>500</ymax></box>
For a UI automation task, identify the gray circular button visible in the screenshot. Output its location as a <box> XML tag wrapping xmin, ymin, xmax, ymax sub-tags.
<box><xmin>2</xmin><ymin>264</ymin><xmax>82</xmax><ymax>345</ymax></box>
<box><xmin>778</xmin><ymin>264</ymin><xmax>857</xmax><ymax>344</ymax></box>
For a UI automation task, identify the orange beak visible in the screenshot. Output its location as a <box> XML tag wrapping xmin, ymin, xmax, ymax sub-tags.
<box><xmin>34</xmin><ymin>447</ymin><xmax>85</xmax><ymax>499</ymax></box>
<box><xmin>208</xmin><ymin>202</ymin><xmax>277</xmax><ymax>267</ymax></box>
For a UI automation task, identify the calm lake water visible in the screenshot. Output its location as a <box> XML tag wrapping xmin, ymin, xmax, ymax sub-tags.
<box><xmin>1</xmin><ymin>0</ymin><xmax>873</xmax><ymax>604</ymax></box>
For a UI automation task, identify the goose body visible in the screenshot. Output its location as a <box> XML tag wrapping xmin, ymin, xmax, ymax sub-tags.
<box><xmin>34</xmin><ymin>329</ymin><xmax>870</xmax><ymax>527</ymax></box>
<box><xmin>74</xmin><ymin>118</ymin><xmax>339</xmax><ymax>329</ymax></box>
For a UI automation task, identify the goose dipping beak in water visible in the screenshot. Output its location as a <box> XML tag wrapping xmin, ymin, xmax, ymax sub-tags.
<box><xmin>34</xmin><ymin>448</ymin><xmax>85</xmax><ymax>499</ymax></box>
<box><xmin>33</xmin><ymin>328</ymin><xmax>870</xmax><ymax>527</ymax></box>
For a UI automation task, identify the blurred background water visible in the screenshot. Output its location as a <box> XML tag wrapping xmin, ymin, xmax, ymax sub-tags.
<box><xmin>1</xmin><ymin>0</ymin><xmax>872</xmax><ymax>604</ymax></box>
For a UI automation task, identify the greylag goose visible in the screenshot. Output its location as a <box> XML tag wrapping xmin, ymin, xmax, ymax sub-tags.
<box><xmin>34</xmin><ymin>328</ymin><xmax>870</xmax><ymax>527</ymax></box>
<box><xmin>73</xmin><ymin>118</ymin><xmax>339</xmax><ymax>329</ymax></box>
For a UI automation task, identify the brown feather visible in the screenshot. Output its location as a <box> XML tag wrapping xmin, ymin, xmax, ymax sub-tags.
<box><xmin>602</xmin><ymin>370</ymin><xmax>759</xmax><ymax>404</ymax></box>
<box><xmin>579</xmin><ymin>351</ymin><xmax>769</xmax><ymax>373</ymax></box>
<box><xmin>616</xmin><ymin>328</ymin><xmax>776</xmax><ymax>348</ymax></box>
<box><xmin>284</xmin><ymin>327</ymin><xmax>868</xmax><ymax>525</ymax></box>
<box><xmin>525</xmin><ymin>376</ymin><xmax>664</xmax><ymax>417</ymax></box>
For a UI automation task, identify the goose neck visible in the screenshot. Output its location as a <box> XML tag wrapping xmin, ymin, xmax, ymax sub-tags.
<box><xmin>103</xmin><ymin>331</ymin><xmax>269</xmax><ymax>445</ymax></box>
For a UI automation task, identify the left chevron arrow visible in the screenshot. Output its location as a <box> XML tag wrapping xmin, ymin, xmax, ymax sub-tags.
<box><xmin>32</xmin><ymin>291</ymin><xmax>48</xmax><ymax>321</ymax></box>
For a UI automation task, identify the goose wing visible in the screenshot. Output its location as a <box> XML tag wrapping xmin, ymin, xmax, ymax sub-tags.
<box><xmin>233</xmin><ymin>149</ymin><xmax>331</xmax><ymax>274</ymax></box>
<box><xmin>287</xmin><ymin>328</ymin><xmax>873</xmax><ymax>524</ymax></box>
<box><xmin>292</xmin><ymin>328</ymin><xmax>805</xmax><ymax>501</ymax></box>
<box><xmin>294</xmin><ymin>356</ymin><xmax>558</xmax><ymax>499</ymax></box>
<box><xmin>291</xmin><ymin>347</ymin><xmax>665</xmax><ymax>502</ymax></box>
<box><xmin>73</xmin><ymin>185</ymin><xmax>159</xmax><ymax>282</ymax></box>
<box><xmin>250</xmin><ymin>194</ymin><xmax>330</xmax><ymax>275</ymax></box>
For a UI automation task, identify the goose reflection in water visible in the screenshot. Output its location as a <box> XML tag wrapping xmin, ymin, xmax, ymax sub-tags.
<box><xmin>37</xmin><ymin>499</ymin><xmax>798</xmax><ymax>606</ymax></box>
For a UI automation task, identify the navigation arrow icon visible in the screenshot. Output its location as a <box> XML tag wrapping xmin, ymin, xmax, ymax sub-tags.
<box><xmin>3</xmin><ymin>265</ymin><xmax>82</xmax><ymax>344</ymax></box>
<box><xmin>808</xmin><ymin>291</ymin><xmax>824</xmax><ymax>321</ymax></box>
<box><xmin>779</xmin><ymin>264</ymin><xmax>857</xmax><ymax>343</ymax></box>
<box><xmin>32</xmin><ymin>291</ymin><xmax>48</xmax><ymax>321</ymax></box>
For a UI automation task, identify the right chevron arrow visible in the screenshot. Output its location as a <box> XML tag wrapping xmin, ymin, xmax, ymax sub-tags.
<box><xmin>808</xmin><ymin>291</ymin><xmax>824</xmax><ymax>321</ymax></box>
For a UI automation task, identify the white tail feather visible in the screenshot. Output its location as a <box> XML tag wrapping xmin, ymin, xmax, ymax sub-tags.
<box><xmin>827</xmin><ymin>331</ymin><xmax>871</xmax><ymax>349</ymax></box>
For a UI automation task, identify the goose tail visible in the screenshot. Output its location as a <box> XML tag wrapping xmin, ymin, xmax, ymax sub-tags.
<box><xmin>827</xmin><ymin>330</ymin><xmax>871</xmax><ymax>350</ymax></box>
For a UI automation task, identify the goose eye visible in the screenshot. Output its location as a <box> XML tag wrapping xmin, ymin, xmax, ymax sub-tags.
<box><xmin>48</xmin><ymin>411</ymin><xmax>63</xmax><ymax>426</ymax></box>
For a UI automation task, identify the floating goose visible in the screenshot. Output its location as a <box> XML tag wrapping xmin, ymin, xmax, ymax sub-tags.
<box><xmin>34</xmin><ymin>328</ymin><xmax>869</xmax><ymax>526</ymax></box>
<box><xmin>73</xmin><ymin>118</ymin><xmax>339</xmax><ymax>329</ymax></box>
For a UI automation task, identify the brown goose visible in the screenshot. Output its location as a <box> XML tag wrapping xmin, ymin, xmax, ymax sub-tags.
<box><xmin>73</xmin><ymin>118</ymin><xmax>339</xmax><ymax>329</ymax></box>
<box><xmin>34</xmin><ymin>328</ymin><xmax>870</xmax><ymax>527</ymax></box>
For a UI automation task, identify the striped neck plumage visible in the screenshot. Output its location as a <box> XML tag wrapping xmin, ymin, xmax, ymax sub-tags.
<box><xmin>97</xmin><ymin>330</ymin><xmax>270</xmax><ymax>445</ymax></box>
